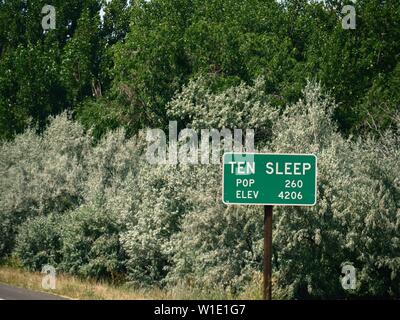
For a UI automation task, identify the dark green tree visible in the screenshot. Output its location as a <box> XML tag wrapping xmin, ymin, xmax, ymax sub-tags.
<box><xmin>0</xmin><ymin>0</ymin><xmax>106</xmax><ymax>139</ymax></box>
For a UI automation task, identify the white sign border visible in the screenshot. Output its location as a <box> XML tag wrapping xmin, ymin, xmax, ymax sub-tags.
<box><xmin>222</xmin><ymin>152</ymin><xmax>318</xmax><ymax>206</ymax></box>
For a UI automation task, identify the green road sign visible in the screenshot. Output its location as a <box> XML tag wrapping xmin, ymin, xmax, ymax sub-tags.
<box><xmin>222</xmin><ymin>153</ymin><xmax>317</xmax><ymax>206</ymax></box>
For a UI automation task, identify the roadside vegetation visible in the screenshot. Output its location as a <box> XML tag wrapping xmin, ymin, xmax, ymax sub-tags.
<box><xmin>1</xmin><ymin>82</ymin><xmax>399</xmax><ymax>299</ymax></box>
<box><xmin>0</xmin><ymin>0</ymin><xmax>399</xmax><ymax>299</ymax></box>
<box><xmin>0</xmin><ymin>259</ymin><xmax>263</xmax><ymax>300</ymax></box>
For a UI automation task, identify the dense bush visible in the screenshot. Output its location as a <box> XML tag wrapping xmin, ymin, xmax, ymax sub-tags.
<box><xmin>119</xmin><ymin>163</ymin><xmax>262</xmax><ymax>291</ymax></box>
<box><xmin>1</xmin><ymin>80</ymin><xmax>399</xmax><ymax>298</ymax></box>
<box><xmin>167</xmin><ymin>199</ymin><xmax>263</xmax><ymax>294</ymax></box>
<box><xmin>167</xmin><ymin>76</ymin><xmax>277</xmax><ymax>144</ymax></box>
<box><xmin>14</xmin><ymin>214</ymin><xmax>62</xmax><ymax>271</ymax></box>
<box><xmin>59</xmin><ymin>206</ymin><xmax>126</xmax><ymax>281</ymax></box>
<box><xmin>270</xmin><ymin>83</ymin><xmax>400</xmax><ymax>298</ymax></box>
<box><xmin>118</xmin><ymin>80</ymin><xmax>399</xmax><ymax>297</ymax></box>
<box><xmin>119</xmin><ymin>164</ymin><xmax>198</xmax><ymax>287</ymax></box>
<box><xmin>14</xmin><ymin>206</ymin><xmax>127</xmax><ymax>282</ymax></box>
<box><xmin>0</xmin><ymin>114</ymin><xmax>91</xmax><ymax>258</ymax></box>
<box><xmin>158</xmin><ymin>80</ymin><xmax>399</xmax><ymax>297</ymax></box>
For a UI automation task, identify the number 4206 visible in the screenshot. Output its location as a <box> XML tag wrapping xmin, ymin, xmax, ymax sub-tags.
<box><xmin>278</xmin><ymin>191</ymin><xmax>303</xmax><ymax>200</ymax></box>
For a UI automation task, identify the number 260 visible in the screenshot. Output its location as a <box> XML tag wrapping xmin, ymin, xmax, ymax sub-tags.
<box><xmin>285</xmin><ymin>180</ymin><xmax>303</xmax><ymax>188</ymax></box>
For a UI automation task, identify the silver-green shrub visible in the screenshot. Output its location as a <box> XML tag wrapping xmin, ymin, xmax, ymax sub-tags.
<box><xmin>167</xmin><ymin>76</ymin><xmax>278</xmax><ymax>144</ymax></box>
<box><xmin>269</xmin><ymin>83</ymin><xmax>400</xmax><ymax>298</ymax></box>
<box><xmin>14</xmin><ymin>214</ymin><xmax>62</xmax><ymax>271</ymax></box>
<box><xmin>119</xmin><ymin>164</ymin><xmax>202</xmax><ymax>286</ymax></box>
<box><xmin>0</xmin><ymin>114</ymin><xmax>91</xmax><ymax>257</ymax></box>
<box><xmin>162</xmin><ymin>80</ymin><xmax>399</xmax><ymax>298</ymax></box>
<box><xmin>1</xmin><ymin>79</ymin><xmax>398</xmax><ymax>298</ymax></box>
<box><xmin>59</xmin><ymin>206</ymin><xmax>126</xmax><ymax>281</ymax></box>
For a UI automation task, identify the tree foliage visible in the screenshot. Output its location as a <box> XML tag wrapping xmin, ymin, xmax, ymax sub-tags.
<box><xmin>0</xmin><ymin>0</ymin><xmax>399</xmax><ymax>299</ymax></box>
<box><xmin>0</xmin><ymin>0</ymin><xmax>126</xmax><ymax>139</ymax></box>
<box><xmin>1</xmin><ymin>0</ymin><xmax>399</xmax><ymax>138</ymax></box>
<box><xmin>59</xmin><ymin>206</ymin><xmax>126</xmax><ymax>281</ymax></box>
<box><xmin>2</xmin><ymin>80</ymin><xmax>398</xmax><ymax>298</ymax></box>
<box><xmin>14</xmin><ymin>214</ymin><xmax>62</xmax><ymax>271</ymax></box>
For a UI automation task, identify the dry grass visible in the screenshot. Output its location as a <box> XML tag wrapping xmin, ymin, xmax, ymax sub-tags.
<box><xmin>0</xmin><ymin>266</ymin><xmax>266</xmax><ymax>300</ymax></box>
<box><xmin>0</xmin><ymin>266</ymin><xmax>169</xmax><ymax>300</ymax></box>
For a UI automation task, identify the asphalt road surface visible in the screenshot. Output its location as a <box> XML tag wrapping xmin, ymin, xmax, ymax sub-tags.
<box><xmin>0</xmin><ymin>283</ymin><xmax>67</xmax><ymax>300</ymax></box>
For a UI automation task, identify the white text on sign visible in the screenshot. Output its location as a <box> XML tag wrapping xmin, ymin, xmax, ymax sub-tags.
<box><xmin>265</xmin><ymin>162</ymin><xmax>311</xmax><ymax>175</ymax></box>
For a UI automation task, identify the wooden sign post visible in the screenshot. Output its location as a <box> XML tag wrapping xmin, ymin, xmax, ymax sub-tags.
<box><xmin>222</xmin><ymin>152</ymin><xmax>318</xmax><ymax>300</ymax></box>
<box><xmin>264</xmin><ymin>205</ymin><xmax>273</xmax><ymax>300</ymax></box>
